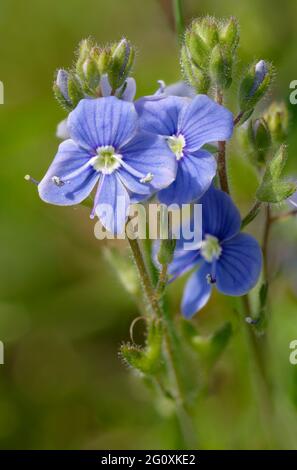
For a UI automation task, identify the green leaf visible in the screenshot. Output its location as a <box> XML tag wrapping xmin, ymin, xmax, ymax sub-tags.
<box><xmin>120</xmin><ymin>320</ymin><xmax>163</xmax><ymax>375</ymax></box>
<box><xmin>256</xmin><ymin>145</ymin><xmax>297</xmax><ymax>203</ymax></box>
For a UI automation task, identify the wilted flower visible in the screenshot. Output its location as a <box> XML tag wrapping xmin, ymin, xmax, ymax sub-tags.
<box><xmin>38</xmin><ymin>96</ymin><xmax>176</xmax><ymax>234</ymax></box>
<box><xmin>168</xmin><ymin>186</ymin><xmax>262</xmax><ymax>318</ymax></box>
<box><xmin>135</xmin><ymin>94</ymin><xmax>233</xmax><ymax>204</ymax></box>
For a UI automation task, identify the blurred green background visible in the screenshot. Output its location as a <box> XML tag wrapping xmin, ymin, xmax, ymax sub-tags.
<box><xmin>0</xmin><ymin>0</ymin><xmax>297</xmax><ymax>450</ymax></box>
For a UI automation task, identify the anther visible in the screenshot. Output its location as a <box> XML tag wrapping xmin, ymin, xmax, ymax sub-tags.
<box><xmin>24</xmin><ymin>174</ymin><xmax>39</xmax><ymax>185</ymax></box>
<box><xmin>140</xmin><ymin>172</ymin><xmax>154</xmax><ymax>184</ymax></box>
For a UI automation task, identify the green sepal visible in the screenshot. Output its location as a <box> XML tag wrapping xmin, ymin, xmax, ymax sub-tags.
<box><xmin>264</xmin><ymin>101</ymin><xmax>289</xmax><ymax>145</ymax></box>
<box><xmin>67</xmin><ymin>72</ymin><xmax>84</xmax><ymax>108</ymax></box>
<box><xmin>219</xmin><ymin>17</ymin><xmax>239</xmax><ymax>52</ymax></box>
<box><xmin>120</xmin><ymin>320</ymin><xmax>163</xmax><ymax>375</ymax></box>
<box><xmin>181</xmin><ymin>45</ymin><xmax>210</xmax><ymax>93</ymax></box>
<box><xmin>209</xmin><ymin>44</ymin><xmax>233</xmax><ymax>90</ymax></box>
<box><xmin>157</xmin><ymin>239</ymin><xmax>176</xmax><ymax>266</ymax></box>
<box><xmin>256</xmin><ymin>145</ymin><xmax>297</xmax><ymax>203</ymax></box>
<box><xmin>239</xmin><ymin>60</ymin><xmax>273</xmax><ymax>113</ymax></box>
<box><xmin>247</xmin><ymin>118</ymin><xmax>272</xmax><ymax>166</ymax></box>
<box><xmin>108</xmin><ymin>38</ymin><xmax>135</xmax><ymax>91</ymax></box>
<box><xmin>184</xmin><ymin>27</ymin><xmax>209</xmax><ymax>68</ymax></box>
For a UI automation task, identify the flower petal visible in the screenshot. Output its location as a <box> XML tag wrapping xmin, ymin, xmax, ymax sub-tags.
<box><xmin>67</xmin><ymin>97</ymin><xmax>138</xmax><ymax>151</ymax></box>
<box><xmin>38</xmin><ymin>139</ymin><xmax>99</xmax><ymax>205</ymax></box>
<box><xmin>135</xmin><ymin>95</ymin><xmax>188</xmax><ymax>136</ymax></box>
<box><xmin>121</xmin><ymin>77</ymin><xmax>137</xmax><ymax>102</ymax></box>
<box><xmin>200</xmin><ymin>186</ymin><xmax>241</xmax><ymax>241</ymax></box>
<box><xmin>169</xmin><ymin>251</ymin><xmax>201</xmax><ymax>279</ymax></box>
<box><xmin>164</xmin><ymin>81</ymin><xmax>196</xmax><ymax>99</ymax></box>
<box><xmin>178</xmin><ymin>95</ymin><xmax>234</xmax><ymax>152</ymax></box>
<box><xmin>158</xmin><ymin>149</ymin><xmax>216</xmax><ymax>205</ymax></box>
<box><xmin>120</xmin><ymin>131</ymin><xmax>177</xmax><ymax>193</ymax></box>
<box><xmin>181</xmin><ymin>263</ymin><xmax>212</xmax><ymax>318</ymax></box>
<box><xmin>95</xmin><ymin>173</ymin><xmax>130</xmax><ymax>235</ymax></box>
<box><xmin>216</xmin><ymin>233</ymin><xmax>262</xmax><ymax>296</ymax></box>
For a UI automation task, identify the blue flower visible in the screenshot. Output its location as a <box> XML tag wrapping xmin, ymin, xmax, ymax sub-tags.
<box><xmin>168</xmin><ymin>186</ymin><xmax>262</xmax><ymax>318</ymax></box>
<box><xmin>135</xmin><ymin>94</ymin><xmax>233</xmax><ymax>205</ymax></box>
<box><xmin>38</xmin><ymin>96</ymin><xmax>176</xmax><ymax>234</ymax></box>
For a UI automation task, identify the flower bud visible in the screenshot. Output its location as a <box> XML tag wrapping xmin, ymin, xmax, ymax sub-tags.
<box><xmin>75</xmin><ymin>38</ymin><xmax>94</xmax><ymax>80</ymax></box>
<box><xmin>219</xmin><ymin>17</ymin><xmax>239</xmax><ymax>52</ymax></box>
<box><xmin>157</xmin><ymin>239</ymin><xmax>176</xmax><ymax>266</ymax></box>
<box><xmin>192</xmin><ymin>16</ymin><xmax>219</xmax><ymax>49</ymax></box>
<box><xmin>67</xmin><ymin>72</ymin><xmax>84</xmax><ymax>107</ymax></box>
<box><xmin>209</xmin><ymin>44</ymin><xmax>232</xmax><ymax>90</ymax></box>
<box><xmin>181</xmin><ymin>45</ymin><xmax>210</xmax><ymax>94</ymax></box>
<box><xmin>248</xmin><ymin>118</ymin><xmax>271</xmax><ymax>165</ymax></box>
<box><xmin>108</xmin><ymin>38</ymin><xmax>135</xmax><ymax>90</ymax></box>
<box><xmin>239</xmin><ymin>60</ymin><xmax>273</xmax><ymax>113</ymax></box>
<box><xmin>97</xmin><ymin>48</ymin><xmax>111</xmax><ymax>75</ymax></box>
<box><xmin>184</xmin><ymin>27</ymin><xmax>209</xmax><ymax>68</ymax></box>
<box><xmin>53</xmin><ymin>69</ymin><xmax>73</xmax><ymax>111</ymax></box>
<box><xmin>263</xmin><ymin>101</ymin><xmax>289</xmax><ymax>144</ymax></box>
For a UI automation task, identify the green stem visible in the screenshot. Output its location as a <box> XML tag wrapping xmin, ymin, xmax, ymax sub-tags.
<box><xmin>241</xmin><ymin>200</ymin><xmax>262</xmax><ymax>229</ymax></box>
<box><xmin>172</xmin><ymin>0</ymin><xmax>185</xmax><ymax>43</ymax></box>
<box><xmin>262</xmin><ymin>205</ymin><xmax>272</xmax><ymax>282</ymax></box>
<box><xmin>241</xmin><ymin>295</ymin><xmax>276</xmax><ymax>447</ymax></box>
<box><xmin>215</xmin><ymin>89</ymin><xmax>230</xmax><ymax>194</ymax></box>
<box><xmin>127</xmin><ymin>236</ymin><xmax>159</xmax><ymax>317</ymax></box>
<box><xmin>127</xmin><ymin>234</ymin><xmax>196</xmax><ymax>448</ymax></box>
<box><xmin>156</xmin><ymin>264</ymin><xmax>168</xmax><ymax>298</ymax></box>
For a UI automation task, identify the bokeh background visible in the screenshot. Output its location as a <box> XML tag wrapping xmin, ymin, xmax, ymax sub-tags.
<box><xmin>0</xmin><ymin>0</ymin><xmax>297</xmax><ymax>449</ymax></box>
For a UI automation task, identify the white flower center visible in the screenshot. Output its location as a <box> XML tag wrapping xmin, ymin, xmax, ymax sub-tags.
<box><xmin>167</xmin><ymin>134</ymin><xmax>186</xmax><ymax>160</ymax></box>
<box><xmin>90</xmin><ymin>146</ymin><xmax>122</xmax><ymax>174</ymax></box>
<box><xmin>201</xmin><ymin>235</ymin><xmax>222</xmax><ymax>263</ymax></box>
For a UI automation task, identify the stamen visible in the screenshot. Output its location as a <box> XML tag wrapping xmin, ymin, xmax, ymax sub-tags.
<box><xmin>90</xmin><ymin>174</ymin><xmax>105</xmax><ymax>219</ymax></box>
<box><xmin>58</xmin><ymin>160</ymin><xmax>92</xmax><ymax>183</ymax></box>
<box><xmin>139</xmin><ymin>172</ymin><xmax>154</xmax><ymax>184</ymax></box>
<box><xmin>167</xmin><ymin>134</ymin><xmax>186</xmax><ymax>160</ymax></box>
<box><xmin>24</xmin><ymin>174</ymin><xmax>39</xmax><ymax>185</ymax></box>
<box><xmin>206</xmin><ymin>273</ymin><xmax>216</xmax><ymax>284</ymax></box>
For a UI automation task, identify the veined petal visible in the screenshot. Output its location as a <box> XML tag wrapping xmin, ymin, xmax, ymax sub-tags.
<box><xmin>38</xmin><ymin>139</ymin><xmax>99</xmax><ymax>205</ymax></box>
<box><xmin>169</xmin><ymin>251</ymin><xmax>201</xmax><ymax>279</ymax></box>
<box><xmin>200</xmin><ymin>186</ymin><xmax>241</xmax><ymax>241</ymax></box>
<box><xmin>95</xmin><ymin>173</ymin><xmax>130</xmax><ymax>235</ymax></box>
<box><xmin>181</xmin><ymin>263</ymin><xmax>212</xmax><ymax>318</ymax></box>
<box><xmin>67</xmin><ymin>97</ymin><xmax>138</xmax><ymax>151</ymax></box>
<box><xmin>120</xmin><ymin>131</ymin><xmax>177</xmax><ymax>193</ymax></box>
<box><xmin>135</xmin><ymin>95</ymin><xmax>188</xmax><ymax>136</ymax></box>
<box><xmin>121</xmin><ymin>77</ymin><xmax>137</xmax><ymax>102</ymax></box>
<box><xmin>178</xmin><ymin>95</ymin><xmax>234</xmax><ymax>152</ymax></box>
<box><xmin>216</xmin><ymin>233</ymin><xmax>262</xmax><ymax>296</ymax></box>
<box><xmin>158</xmin><ymin>149</ymin><xmax>216</xmax><ymax>205</ymax></box>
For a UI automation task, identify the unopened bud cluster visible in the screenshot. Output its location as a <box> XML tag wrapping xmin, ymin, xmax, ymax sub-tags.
<box><xmin>181</xmin><ymin>16</ymin><xmax>239</xmax><ymax>93</ymax></box>
<box><xmin>53</xmin><ymin>38</ymin><xmax>135</xmax><ymax>110</ymax></box>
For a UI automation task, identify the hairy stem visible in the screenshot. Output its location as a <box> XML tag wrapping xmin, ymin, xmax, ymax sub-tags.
<box><xmin>241</xmin><ymin>200</ymin><xmax>262</xmax><ymax>228</ymax></box>
<box><xmin>262</xmin><ymin>205</ymin><xmax>272</xmax><ymax>282</ymax></box>
<box><xmin>215</xmin><ymin>89</ymin><xmax>230</xmax><ymax>194</ymax></box>
<box><xmin>156</xmin><ymin>264</ymin><xmax>168</xmax><ymax>298</ymax></box>
<box><xmin>241</xmin><ymin>295</ymin><xmax>275</xmax><ymax>446</ymax></box>
<box><xmin>126</xmin><ymin>233</ymin><xmax>196</xmax><ymax>448</ymax></box>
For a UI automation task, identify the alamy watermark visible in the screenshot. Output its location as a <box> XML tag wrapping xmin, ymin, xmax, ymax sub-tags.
<box><xmin>94</xmin><ymin>201</ymin><xmax>203</xmax><ymax>251</ymax></box>
<box><xmin>289</xmin><ymin>340</ymin><xmax>297</xmax><ymax>365</ymax></box>
<box><xmin>0</xmin><ymin>81</ymin><xmax>3</xmax><ymax>104</ymax></box>
<box><xmin>289</xmin><ymin>81</ymin><xmax>297</xmax><ymax>104</ymax></box>
<box><xmin>0</xmin><ymin>341</ymin><xmax>4</xmax><ymax>365</ymax></box>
